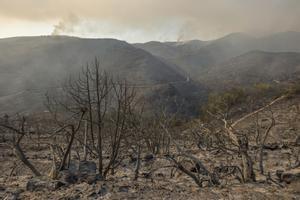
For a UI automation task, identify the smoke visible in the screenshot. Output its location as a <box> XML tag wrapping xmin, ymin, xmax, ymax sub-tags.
<box><xmin>52</xmin><ymin>14</ymin><xmax>80</xmax><ymax>35</ymax></box>
<box><xmin>1</xmin><ymin>0</ymin><xmax>300</xmax><ymax>41</ymax></box>
<box><xmin>176</xmin><ymin>21</ymin><xmax>204</xmax><ymax>42</ymax></box>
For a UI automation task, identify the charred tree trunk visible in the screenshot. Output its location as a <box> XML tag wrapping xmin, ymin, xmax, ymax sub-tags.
<box><xmin>14</xmin><ymin>140</ymin><xmax>41</xmax><ymax>177</ymax></box>
<box><xmin>1</xmin><ymin>116</ymin><xmax>41</xmax><ymax>177</ymax></box>
<box><xmin>134</xmin><ymin>145</ymin><xmax>141</xmax><ymax>181</ymax></box>
<box><xmin>259</xmin><ymin>146</ymin><xmax>264</xmax><ymax>175</ymax></box>
<box><xmin>83</xmin><ymin>120</ymin><xmax>88</xmax><ymax>161</ymax></box>
<box><xmin>239</xmin><ymin>138</ymin><xmax>256</xmax><ymax>182</ymax></box>
<box><xmin>241</xmin><ymin>151</ymin><xmax>255</xmax><ymax>182</ymax></box>
<box><xmin>59</xmin><ymin>126</ymin><xmax>76</xmax><ymax>171</ymax></box>
<box><xmin>59</xmin><ymin>111</ymin><xmax>85</xmax><ymax>171</ymax></box>
<box><xmin>95</xmin><ymin>60</ymin><xmax>103</xmax><ymax>176</ymax></box>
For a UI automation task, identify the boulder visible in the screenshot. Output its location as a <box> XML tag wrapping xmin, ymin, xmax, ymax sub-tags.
<box><xmin>118</xmin><ymin>185</ymin><xmax>130</xmax><ymax>193</ymax></box>
<box><xmin>26</xmin><ymin>177</ymin><xmax>66</xmax><ymax>192</ymax></box>
<box><xmin>276</xmin><ymin>169</ymin><xmax>284</xmax><ymax>181</ymax></box>
<box><xmin>98</xmin><ymin>185</ymin><xmax>108</xmax><ymax>196</ymax></box>
<box><xmin>78</xmin><ymin>173</ymin><xmax>102</xmax><ymax>184</ymax></box>
<box><xmin>26</xmin><ymin>178</ymin><xmax>48</xmax><ymax>192</ymax></box>
<box><xmin>77</xmin><ymin>161</ymin><xmax>101</xmax><ymax>184</ymax></box>
<box><xmin>142</xmin><ymin>172</ymin><xmax>152</xmax><ymax>179</ymax></box>
<box><xmin>295</xmin><ymin>136</ymin><xmax>300</xmax><ymax>146</ymax></box>
<box><xmin>57</xmin><ymin>161</ymin><xmax>101</xmax><ymax>185</ymax></box>
<box><xmin>59</xmin><ymin>170</ymin><xmax>78</xmax><ymax>184</ymax></box>
<box><xmin>47</xmin><ymin>180</ymin><xmax>66</xmax><ymax>191</ymax></box>
<box><xmin>281</xmin><ymin>169</ymin><xmax>300</xmax><ymax>184</ymax></box>
<box><xmin>129</xmin><ymin>155</ymin><xmax>137</xmax><ymax>164</ymax></box>
<box><xmin>144</xmin><ymin>154</ymin><xmax>155</xmax><ymax>162</ymax></box>
<box><xmin>0</xmin><ymin>185</ymin><xmax>5</xmax><ymax>192</ymax></box>
<box><xmin>263</xmin><ymin>143</ymin><xmax>280</xmax><ymax>151</ymax></box>
<box><xmin>67</xmin><ymin>161</ymin><xmax>78</xmax><ymax>174</ymax></box>
<box><xmin>3</xmin><ymin>189</ymin><xmax>23</xmax><ymax>200</ymax></box>
<box><xmin>79</xmin><ymin>161</ymin><xmax>97</xmax><ymax>175</ymax></box>
<box><xmin>88</xmin><ymin>184</ymin><xmax>108</xmax><ymax>198</ymax></box>
<box><xmin>4</xmin><ymin>193</ymin><xmax>18</xmax><ymax>200</ymax></box>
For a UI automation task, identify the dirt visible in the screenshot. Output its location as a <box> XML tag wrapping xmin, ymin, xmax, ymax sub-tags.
<box><xmin>0</xmin><ymin>96</ymin><xmax>299</xmax><ymax>199</ymax></box>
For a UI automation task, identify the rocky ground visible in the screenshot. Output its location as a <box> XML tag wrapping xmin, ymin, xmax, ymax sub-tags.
<box><xmin>0</xmin><ymin>96</ymin><xmax>300</xmax><ymax>200</ymax></box>
<box><xmin>1</xmin><ymin>145</ymin><xmax>300</xmax><ymax>199</ymax></box>
<box><xmin>1</xmin><ymin>164</ymin><xmax>300</xmax><ymax>199</ymax></box>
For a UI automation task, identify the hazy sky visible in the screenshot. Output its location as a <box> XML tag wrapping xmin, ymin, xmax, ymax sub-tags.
<box><xmin>0</xmin><ymin>0</ymin><xmax>299</xmax><ymax>42</ymax></box>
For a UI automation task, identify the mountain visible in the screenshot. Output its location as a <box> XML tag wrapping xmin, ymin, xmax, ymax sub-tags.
<box><xmin>0</xmin><ymin>36</ymin><xmax>203</xmax><ymax>114</ymax></box>
<box><xmin>135</xmin><ymin>32</ymin><xmax>300</xmax><ymax>80</ymax></box>
<box><xmin>2</xmin><ymin>32</ymin><xmax>300</xmax><ymax>114</ymax></box>
<box><xmin>205</xmin><ymin>31</ymin><xmax>300</xmax><ymax>64</ymax></box>
<box><xmin>200</xmin><ymin>51</ymin><xmax>300</xmax><ymax>89</ymax></box>
<box><xmin>258</xmin><ymin>31</ymin><xmax>300</xmax><ymax>52</ymax></box>
<box><xmin>134</xmin><ymin>40</ymin><xmax>210</xmax><ymax>60</ymax></box>
<box><xmin>0</xmin><ymin>36</ymin><xmax>186</xmax><ymax>94</ymax></box>
<box><xmin>134</xmin><ymin>40</ymin><xmax>213</xmax><ymax>78</ymax></box>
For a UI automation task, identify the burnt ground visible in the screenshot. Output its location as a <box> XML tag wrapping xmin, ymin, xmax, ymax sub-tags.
<box><xmin>0</xmin><ymin>96</ymin><xmax>300</xmax><ymax>200</ymax></box>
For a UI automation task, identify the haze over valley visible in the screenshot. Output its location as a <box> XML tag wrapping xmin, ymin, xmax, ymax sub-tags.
<box><xmin>1</xmin><ymin>31</ymin><xmax>300</xmax><ymax>113</ymax></box>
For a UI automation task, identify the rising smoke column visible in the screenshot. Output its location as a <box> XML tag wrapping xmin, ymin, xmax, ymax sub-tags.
<box><xmin>52</xmin><ymin>14</ymin><xmax>80</xmax><ymax>35</ymax></box>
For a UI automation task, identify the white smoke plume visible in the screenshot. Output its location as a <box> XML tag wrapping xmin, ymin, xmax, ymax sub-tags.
<box><xmin>52</xmin><ymin>14</ymin><xmax>80</xmax><ymax>35</ymax></box>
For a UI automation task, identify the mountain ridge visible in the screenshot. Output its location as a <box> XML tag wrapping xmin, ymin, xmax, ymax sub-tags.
<box><xmin>200</xmin><ymin>51</ymin><xmax>300</xmax><ymax>89</ymax></box>
<box><xmin>1</xmin><ymin>32</ymin><xmax>300</xmax><ymax>114</ymax></box>
<box><xmin>0</xmin><ymin>36</ymin><xmax>202</xmax><ymax>114</ymax></box>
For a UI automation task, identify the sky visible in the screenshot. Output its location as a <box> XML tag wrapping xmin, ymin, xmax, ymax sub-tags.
<box><xmin>0</xmin><ymin>0</ymin><xmax>300</xmax><ymax>43</ymax></box>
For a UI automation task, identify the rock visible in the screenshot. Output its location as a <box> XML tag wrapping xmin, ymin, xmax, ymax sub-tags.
<box><xmin>4</xmin><ymin>189</ymin><xmax>23</xmax><ymax>200</ymax></box>
<box><xmin>79</xmin><ymin>161</ymin><xmax>97</xmax><ymax>175</ymax></box>
<box><xmin>60</xmin><ymin>170</ymin><xmax>78</xmax><ymax>184</ymax></box>
<box><xmin>263</xmin><ymin>151</ymin><xmax>268</xmax><ymax>157</ymax></box>
<box><xmin>88</xmin><ymin>184</ymin><xmax>108</xmax><ymax>198</ymax></box>
<box><xmin>78</xmin><ymin>174</ymin><xmax>102</xmax><ymax>184</ymax></box>
<box><xmin>142</xmin><ymin>172</ymin><xmax>152</xmax><ymax>179</ymax></box>
<box><xmin>281</xmin><ymin>169</ymin><xmax>300</xmax><ymax>184</ymax></box>
<box><xmin>129</xmin><ymin>155</ymin><xmax>137</xmax><ymax>163</ymax></box>
<box><xmin>144</xmin><ymin>154</ymin><xmax>154</xmax><ymax>162</ymax></box>
<box><xmin>26</xmin><ymin>177</ymin><xmax>66</xmax><ymax>192</ymax></box>
<box><xmin>78</xmin><ymin>161</ymin><xmax>100</xmax><ymax>184</ymax></box>
<box><xmin>276</xmin><ymin>169</ymin><xmax>284</xmax><ymax>181</ymax></box>
<box><xmin>26</xmin><ymin>178</ymin><xmax>48</xmax><ymax>192</ymax></box>
<box><xmin>296</xmin><ymin>136</ymin><xmax>300</xmax><ymax>146</ymax></box>
<box><xmin>0</xmin><ymin>185</ymin><xmax>5</xmax><ymax>192</ymax></box>
<box><xmin>156</xmin><ymin>173</ymin><xmax>165</xmax><ymax>177</ymax></box>
<box><xmin>191</xmin><ymin>163</ymin><xmax>208</xmax><ymax>175</ymax></box>
<box><xmin>118</xmin><ymin>185</ymin><xmax>130</xmax><ymax>193</ymax></box>
<box><xmin>88</xmin><ymin>192</ymin><xmax>98</xmax><ymax>198</ymax></box>
<box><xmin>71</xmin><ymin>194</ymin><xmax>81</xmax><ymax>199</ymax></box>
<box><xmin>98</xmin><ymin>185</ymin><xmax>108</xmax><ymax>196</ymax></box>
<box><xmin>59</xmin><ymin>161</ymin><xmax>101</xmax><ymax>185</ymax></box>
<box><xmin>263</xmin><ymin>143</ymin><xmax>280</xmax><ymax>151</ymax></box>
<box><xmin>67</xmin><ymin>161</ymin><xmax>78</xmax><ymax>174</ymax></box>
<box><xmin>47</xmin><ymin>180</ymin><xmax>66</xmax><ymax>191</ymax></box>
<box><xmin>4</xmin><ymin>194</ymin><xmax>18</xmax><ymax>200</ymax></box>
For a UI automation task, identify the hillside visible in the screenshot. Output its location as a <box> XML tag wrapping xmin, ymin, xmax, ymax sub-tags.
<box><xmin>1</xmin><ymin>32</ymin><xmax>300</xmax><ymax>113</ymax></box>
<box><xmin>134</xmin><ymin>40</ymin><xmax>214</xmax><ymax>78</ymax></box>
<box><xmin>0</xmin><ymin>36</ymin><xmax>201</xmax><ymax>114</ymax></box>
<box><xmin>200</xmin><ymin>51</ymin><xmax>300</xmax><ymax>89</ymax></box>
<box><xmin>0</xmin><ymin>36</ymin><xmax>185</xmax><ymax>93</ymax></box>
<box><xmin>135</xmin><ymin>32</ymin><xmax>300</xmax><ymax>80</ymax></box>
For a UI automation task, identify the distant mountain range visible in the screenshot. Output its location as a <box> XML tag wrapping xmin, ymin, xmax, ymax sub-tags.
<box><xmin>1</xmin><ymin>31</ymin><xmax>300</xmax><ymax>114</ymax></box>
<box><xmin>135</xmin><ymin>31</ymin><xmax>300</xmax><ymax>81</ymax></box>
